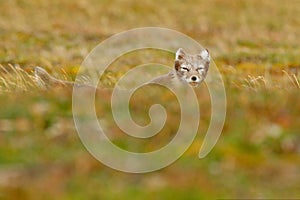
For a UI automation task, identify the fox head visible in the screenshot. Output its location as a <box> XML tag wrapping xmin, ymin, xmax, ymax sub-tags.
<box><xmin>174</xmin><ymin>48</ymin><xmax>210</xmax><ymax>87</ymax></box>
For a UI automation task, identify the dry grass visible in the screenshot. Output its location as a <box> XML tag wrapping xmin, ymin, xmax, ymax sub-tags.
<box><xmin>0</xmin><ymin>64</ymin><xmax>37</xmax><ymax>92</ymax></box>
<box><xmin>242</xmin><ymin>70</ymin><xmax>300</xmax><ymax>91</ymax></box>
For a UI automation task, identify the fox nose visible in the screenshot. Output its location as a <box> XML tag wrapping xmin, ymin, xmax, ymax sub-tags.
<box><xmin>191</xmin><ymin>76</ymin><xmax>198</xmax><ymax>82</ymax></box>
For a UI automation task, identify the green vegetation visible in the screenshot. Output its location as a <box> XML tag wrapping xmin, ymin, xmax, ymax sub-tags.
<box><xmin>0</xmin><ymin>0</ymin><xmax>300</xmax><ymax>199</ymax></box>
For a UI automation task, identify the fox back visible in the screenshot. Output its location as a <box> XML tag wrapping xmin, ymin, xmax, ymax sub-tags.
<box><xmin>34</xmin><ymin>48</ymin><xmax>210</xmax><ymax>89</ymax></box>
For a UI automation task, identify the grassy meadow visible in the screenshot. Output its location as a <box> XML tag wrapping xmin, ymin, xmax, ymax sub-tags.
<box><xmin>0</xmin><ymin>0</ymin><xmax>300</xmax><ymax>199</ymax></box>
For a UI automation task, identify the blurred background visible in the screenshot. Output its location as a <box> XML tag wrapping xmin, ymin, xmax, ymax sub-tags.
<box><xmin>0</xmin><ymin>0</ymin><xmax>300</xmax><ymax>199</ymax></box>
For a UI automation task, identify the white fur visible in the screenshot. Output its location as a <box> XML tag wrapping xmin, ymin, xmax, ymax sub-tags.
<box><xmin>200</xmin><ymin>49</ymin><xmax>210</xmax><ymax>61</ymax></box>
<box><xmin>176</xmin><ymin>48</ymin><xmax>184</xmax><ymax>60</ymax></box>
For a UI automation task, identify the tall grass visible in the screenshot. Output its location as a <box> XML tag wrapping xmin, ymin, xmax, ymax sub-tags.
<box><xmin>0</xmin><ymin>64</ymin><xmax>37</xmax><ymax>92</ymax></box>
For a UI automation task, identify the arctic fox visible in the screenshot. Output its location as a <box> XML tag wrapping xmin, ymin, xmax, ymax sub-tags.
<box><xmin>34</xmin><ymin>48</ymin><xmax>210</xmax><ymax>88</ymax></box>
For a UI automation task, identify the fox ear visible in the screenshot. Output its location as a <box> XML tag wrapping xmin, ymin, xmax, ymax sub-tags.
<box><xmin>174</xmin><ymin>60</ymin><xmax>181</xmax><ymax>71</ymax></box>
<box><xmin>175</xmin><ymin>48</ymin><xmax>186</xmax><ymax>60</ymax></box>
<box><xmin>199</xmin><ymin>49</ymin><xmax>210</xmax><ymax>62</ymax></box>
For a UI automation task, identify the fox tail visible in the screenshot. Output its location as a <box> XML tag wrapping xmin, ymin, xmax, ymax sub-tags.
<box><xmin>34</xmin><ymin>66</ymin><xmax>70</xmax><ymax>88</ymax></box>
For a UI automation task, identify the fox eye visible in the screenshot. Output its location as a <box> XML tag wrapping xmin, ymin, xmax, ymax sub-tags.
<box><xmin>181</xmin><ymin>67</ymin><xmax>189</xmax><ymax>71</ymax></box>
<box><xmin>196</xmin><ymin>65</ymin><xmax>205</xmax><ymax>72</ymax></box>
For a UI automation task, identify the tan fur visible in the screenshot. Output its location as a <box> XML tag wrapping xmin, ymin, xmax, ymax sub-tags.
<box><xmin>34</xmin><ymin>67</ymin><xmax>73</xmax><ymax>88</ymax></box>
